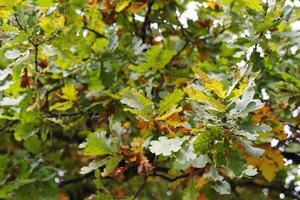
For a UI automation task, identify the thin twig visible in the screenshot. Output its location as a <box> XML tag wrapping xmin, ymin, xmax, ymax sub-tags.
<box><xmin>58</xmin><ymin>173</ymin><xmax>93</xmax><ymax>187</ymax></box>
<box><xmin>83</xmin><ymin>26</ymin><xmax>107</xmax><ymax>38</ymax></box>
<box><xmin>34</xmin><ymin>44</ymin><xmax>39</xmax><ymax>71</ymax></box>
<box><xmin>166</xmin><ymin>40</ymin><xmax>190</xmax><ymax>68</ymax></box>
<box><xmin>151</xmin><ymin>172</ymin><xmax>189</xmax><ymax>182</ymax></box>
<box><xmin>133</xmin><ymin>176</ymin><xmax>148</xmax><ymax>200</ymax></box>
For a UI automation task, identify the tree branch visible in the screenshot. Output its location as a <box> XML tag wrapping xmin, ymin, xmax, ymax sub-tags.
<box><xmin>140</xmin><ymin>0</ymin><xmax>155</xmax><ymax>42</ymax></box>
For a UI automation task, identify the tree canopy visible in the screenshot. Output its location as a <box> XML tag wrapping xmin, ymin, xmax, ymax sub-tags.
<box><xmin>0</xmin><ymin>0</ymin><xmax>300</xmax><ymax>199</ymax></box>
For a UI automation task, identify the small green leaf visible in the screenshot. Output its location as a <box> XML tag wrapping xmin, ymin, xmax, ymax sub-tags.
<box><xmin>183</xmin><ymin>179</ymin><xmax>198</xmax><ymax>200</ymax></box>
<box><xmin>120</xmin><ymin>88</ymin><xmax>154</xmax><ymax>119</ymax></box>
<box><xmin>227</xmin><ymin>149</ymin><xmax>246</xmax><ymax>176</ymax></box>
<box><xmin>243</xmin><ymin>0</ymin><xmax>264</xmax><ymax>12</ymax></box>
<box><xmin>282</xmin><ymin>143</ymin><xmax>300</xmax><ymax>153</ymax></box>
<box><xmin>79</xmin><ymin>158</ymin><xmax>110</xmax><ymax>174</ymax></box>
<box><xmin>0</xmin><ymin>155</ymin><xmax>8</xmax><ymax>180</ymax></box>
<box><xmin>23</xmin><ymin>135</ymin><xmax>42</xmax><ymax>154</ymax></box>
<box><xmin>82</xmin><ymin>132</ymin><xmax>113</xmax><ymax>156</ymax></box>
<box><xmin>102</xmin><ymin>155</ymin><xmax>122</xmax><ymax>176</ymax></box>
<box><xmin>49</xmin><ymin>101</ymin><xmax>73</xmax><ymax>111</ymax></box>
<box><xmin>129</xmin><ymin>46</ymin><xmax>176</xmax><ymax>74</ymax></box>
<box><xmin>194</xmin><ymin>127</ymin><xmax>223</xmax><ymax>155</ymax></box>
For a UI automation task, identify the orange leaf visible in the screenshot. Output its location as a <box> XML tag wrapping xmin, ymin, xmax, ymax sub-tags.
<box><xmin>207</xmin><ymin>1</ymin><xmax>219</xmax><ymax>10</ymax></box>
<box><xmin>196</xmin><ymin>177</ymin><xmax>208</xmax><ymax>189</ymax></box>
<box><xmin>198</xmin><ymin>192</ymin><xmax>207</xmax><ymax>200</ymax></box>
<box><xmin>129</xmin><ymin>1</ymin><xmax>148</xmax><ymax>13</ymax></box>
<box><xmin>246</xmin><ymin>146</ymin><xmax>284</xmax><ymax>182</ymax></box>
<box><xmin>57</xmin><ymin>192</ymin><xmax>69</xmax><ymax>200</ymax></box>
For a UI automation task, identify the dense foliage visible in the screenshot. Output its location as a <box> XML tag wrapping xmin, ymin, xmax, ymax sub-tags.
<box><xmin>0</xmin><ymin>0</ymin><xmax>300</xmax><ymax>199</ymax></box>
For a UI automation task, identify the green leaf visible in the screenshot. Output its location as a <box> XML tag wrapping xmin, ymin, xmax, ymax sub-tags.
<box><xmin>211</xmin><ymin>180</ymin><xmax>231</xmax><ymax>195</ymax></box>
<box><xmin>227</xmin><ymin>149</ymin><xmax>246</xmax><ymax>176</ymax></box>
<box><xmin>14</xmin><ymin>124</ymin><xmax>39</xmax><ymax>141</ymax></box>
<box><xmin>23</xmin><ymin>135</ymin><xmax>42</xmax><ymax>154</ymax></box>
<box><xmin>13</xmin><ymin>180</ymin><xmax>57</xmax><ymax>200</ymax></box>
<box><xmin>149</xmin><ymin>136</ymin><xmax>188</xmax><ymax>156</ymax></box>
<box><xmin>174</xmin><ymin>140</ymin><xmax>209</xmax><ymax>170</ymax></box>
<box><xmin>120</xmin><ymin>88</ymin><xmax>154</xmax><ymax>119</ymax></box>
<box><xmin>0</xmin><ymin>155</ymin><xmax>8</xmax><ymax>180</ymax></box>
<box><xmin>81</xmin><ymin>132</ymin><xmax>113</xmax><ymax>156</ymax></box>
<box><xmin>283</xmin><ymin>143</ymin><xmax>300</xmax><ymax>153</ymax></box>
<box><xmin>129</xmin><ymin>46</ymin><xmax>176</xmax><ymax>74</ymax></box>
<box><xmin>183</xmin><ymin>179</ymin><xmax>198</xmax><ymax>200</ymax></box>
<box><xmin>102</xmin><ymin>155</ymin><xmax>122</xmax><ymax>176</ymax></box>
<box><xmin>49</xmin><ymin>101</ymin><xmax>73</xmax><ymax>111</ymax></box>
<box><xmin>203</xmin><ymin>165</ymin><xmax>223</xmax><ymax>181</ymax></box>
<box><xmin>157</xmin><ymin>89</ymin><xmax>184</xmax><ymax>116</ymax></box>
<box><xmin>79</xmin><ymin>158</ymin><xmax>110</xmax><ymax>174</ymax></box>
<box><xmin>229</xmin><ymin>90</ymin><xmax>264</xmax><ymax>118</ymax></box>
<box><xmin>0</xmin><ymin>179</ymin><xmax>36</xmax><ymax>199</ymax></box>
<box><xmin>243</xmin><ymin>0</ymin><xmax>264</xmax><ymax>12</ymax></box>
<box><xmin>194</xmin><ymin>127</ymin><xmax>223</xmax><ymax>155</ymax></box>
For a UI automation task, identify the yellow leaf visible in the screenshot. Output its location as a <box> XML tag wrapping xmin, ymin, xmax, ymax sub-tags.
<box><xmin>116</xmin><ymin>0</ymin><xmax>132</xmax><ymax>12</ymax></box>
<box><xmin>207</xmin><ymin>1</ymin><xmax>219</xmax><ymax>10</ymax></box>
<box><xmin>192</xmin><ymin>66</ymin><xmax>209</xmax><ymax>83</ymax></box>
<box><xmin>184</xmin><ymin>87</ymin><xmax>226</xmax><ymax>112</ymax></box>
<box><xmin>192</xmin><ymin>66</ymin><xmax>227</xmax><ymax>99</ymax></box>
<box><xmin>230</xmin><ymin>76</ymin><xmax>248</xmax><ymax>101</ymax></box>
<box><xmin>54</xmin><ymin>12</ymin><xmax>65</xmax><ymax>27</ymax></box>
<box><xmin>156</xmin><ymin>106</ymin><xmax>182</xmax><ymax>121</ymax></box>
<box><xmin>260</xmin><ymin>159</ymin><xmax>276</xmax><ymax>181</ymax></box>
<box><xmin>39</xmin><ymin>17</ymin><xmax>56</xmax><ymax>34</ymax></box>
<box><xmin>246</xmin><ymin>146</ymin><xmax>284</xmax><ymax>182</ymax></box>
<box><xmin>61</xmin><ymin>84</ymin><xmax>78</xmax><ymax>101</ymax></box>
<box><xmin>196</xmin><ymin>177</ymin><xmax>208</xmax><ymax>189</ymax></box>
<box><xmin>205</xmin><ymin>79</ymin><xmax>227</xmax><ymax>99</ymax></box>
